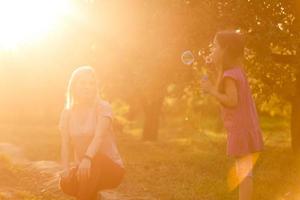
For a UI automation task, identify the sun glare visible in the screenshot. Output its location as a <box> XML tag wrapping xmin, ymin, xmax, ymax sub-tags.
<box><xmin>0</xmin><ymin>0</ymin><xmax>73</xmax><ymax>50</ymax></box>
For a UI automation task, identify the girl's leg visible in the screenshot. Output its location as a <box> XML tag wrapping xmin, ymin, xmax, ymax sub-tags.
<box><xmin>236</xmin><ymin>154</ymin><xmax>254</xmax><ymax>200</ymax></box>
<box><xmin>239</xmin><ymin>175</ymin><xmax>253</xmax><ymax>200</ymax></box>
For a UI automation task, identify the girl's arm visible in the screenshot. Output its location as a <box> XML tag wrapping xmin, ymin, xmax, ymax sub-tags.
<box><xmin>84</xmin><ymin>116</ymin><xmax>111</xmax><ymax>158</ymax></box>
<box><xmin>202</xmin><ymin>77</ymin><xmax>238</xmax><ymax>108</ymax></box>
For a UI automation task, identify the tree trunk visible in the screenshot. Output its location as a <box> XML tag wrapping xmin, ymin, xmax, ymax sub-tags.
<box><xmin>142</xmin><ymin>97</ymin><xmax>164</xmax><ymax>141</ymax></box>
<box><xmin>291</xmin><ymin>71</ymin><xmax>300</xmax><ymax>153</ymax></box>
<box><xmin>288</xmin><ymin>0</ymin><xmax>300</xmax><ymax>153</ymax></box>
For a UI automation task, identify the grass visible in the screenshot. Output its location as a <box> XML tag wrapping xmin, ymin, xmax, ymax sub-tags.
<box><xmin>0</xmin><ymin>115</ymin><xmax>299</xmax><ymax>200</ymax></box>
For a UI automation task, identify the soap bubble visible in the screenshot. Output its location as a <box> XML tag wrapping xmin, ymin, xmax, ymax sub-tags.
<box><xmin>181</xmin><ymin>50</ymin><xmax>195</xmax><ymax>65</ymax></box>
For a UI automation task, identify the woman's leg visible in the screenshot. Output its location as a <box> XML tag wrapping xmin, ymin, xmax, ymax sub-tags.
<box><xmin>76</xmin><ymin>153</ymin><xmax>124</xmax><ymax>200</ymax></box>
<box><xmin>76</xmin><ymin>175</ymin><xmax>99</xmax><ymax>200</ymax></box>
<box><xmin>93</xmin><ymin>153</ymin><xmax>125</xmax><ymax>190</ymax></box>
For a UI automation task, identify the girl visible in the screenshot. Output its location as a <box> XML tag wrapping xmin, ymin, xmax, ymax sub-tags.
<box><xmin>201</xmin><ymin>31</ymin><xmax>263</xmax><ymax>200</ymax></box>
<box><xmin>59</xmin><ymin>66</ymin><xmax>124</xmax><ymax>200</ymax></box>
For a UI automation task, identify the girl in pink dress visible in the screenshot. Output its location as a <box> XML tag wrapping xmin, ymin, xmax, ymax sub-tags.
<box><xmin>59</xmin><ymin>66</ymin><xmax>124</xmax><ymax>200</ymax></box>
<box><xmin>201</xmin><ymin>31</ymin><xmax>263</xmax><ymax>200</ymax></box>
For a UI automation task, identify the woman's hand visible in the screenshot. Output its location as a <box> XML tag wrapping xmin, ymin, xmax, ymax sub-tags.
<box><xmin>77</xmin><ymin>158</ymin><xmax>91</xmax><ymax>182</ymax></box>
<box><xmin>60</xmin><ymin>169</ymin><xmax>70</xmax><ymax>178</ymax></box>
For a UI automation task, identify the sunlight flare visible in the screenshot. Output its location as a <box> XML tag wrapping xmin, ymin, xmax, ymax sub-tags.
<box><xmin>227</xmin><ymin>153</ymin><xmax>260</xmax><ymax>191</ymax></box>
<box><xmin>0</xmin><ymin>0</ymin><xmax>73</xmax><ymax>50</ymax></box>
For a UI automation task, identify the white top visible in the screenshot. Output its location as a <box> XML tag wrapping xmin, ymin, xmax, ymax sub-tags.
<box><xmin>59</xmin><ymin>100</ymin><xmax>124</xmax><ymax>167</ymax></box>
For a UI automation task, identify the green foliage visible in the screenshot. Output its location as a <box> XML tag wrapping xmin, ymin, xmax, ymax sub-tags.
<box><xmin>1</xmin><ymin>0</ymin><xmax>298</xmax><ymax>136</ymax></box>
<box><xmin>259</xmin><ymin>94</ymin><xmax>291</xmax><ymax>117</ymax></box>
<box><xmin>163</xmin><ymin>82</ymin><xmax>223</xmax><ymax>132</ymax></box>
<box><xmin>111</xmin><ymin>100</ymin><xmax>131</xmax><ymax>132</ymax></box>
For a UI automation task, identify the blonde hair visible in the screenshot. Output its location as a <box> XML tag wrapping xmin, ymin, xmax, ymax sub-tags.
<box><xmin>65</xmin><ymin>66</ymin><xmax>98</xmax><ymax>109</ymax></box>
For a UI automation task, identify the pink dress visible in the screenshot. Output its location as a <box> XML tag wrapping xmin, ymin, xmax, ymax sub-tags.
<box><xmin>220</xmin><ymin>67</ymin><xmax>264</xmax><ymax>157</ymax></box>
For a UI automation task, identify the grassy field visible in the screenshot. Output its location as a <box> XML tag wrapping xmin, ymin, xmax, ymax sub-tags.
<box><xmin>0</xmin><ymin>116</ymin><xmax>299</xmax><ymax>200</ymax></box>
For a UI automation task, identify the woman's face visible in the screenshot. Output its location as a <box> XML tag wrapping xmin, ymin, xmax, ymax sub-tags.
<box><xmin>73</xmin><ymin>72</ymin><xmax>97</xmax><ymax>104</ymax></box>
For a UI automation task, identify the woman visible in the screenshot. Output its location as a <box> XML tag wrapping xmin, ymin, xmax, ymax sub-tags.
<box><xmin>59</xmin><ymin>66</ymin><xmax>124</xmax><ymax>200</ymax></box>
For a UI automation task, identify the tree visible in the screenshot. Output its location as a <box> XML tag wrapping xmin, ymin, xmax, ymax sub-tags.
<box><xmin>206</xmin><ymin>0</ymin><xmax>300</xmax><ymax>152</ymax></box>
<box><xmin>80</xmin><ymin>0</ymin><xmax>215</xmax><ymax>141</ymax></box>
<box><xmin>83</xmin><ymin>0</ymin><xmax>300</xmax><ymax>143</ymax></box>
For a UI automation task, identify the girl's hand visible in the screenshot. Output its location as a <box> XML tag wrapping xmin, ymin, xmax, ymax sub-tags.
<box><xmin>77</xmin><ymin>158</ymin><xmax>91</xmax><ymax>182</ymax></box>
<box><xmin>201</xmin><ymin>78</ymin><xmax>216</xmax><ymax>95</ymax></box>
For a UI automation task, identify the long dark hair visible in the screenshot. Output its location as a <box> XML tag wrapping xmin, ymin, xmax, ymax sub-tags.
<box><xmin>215</xmin><ymin>30</ymin><xmax>245</xmax><ymax>70</ymax></box>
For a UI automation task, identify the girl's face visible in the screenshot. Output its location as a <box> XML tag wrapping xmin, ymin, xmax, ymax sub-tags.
<box><xmin>207</xmin><ymin>38</ymin><xmax>224</xmax><ymax>70</ymax></box>
<box><xmin>73</xmin><ymin>72</ymin><xmax>97</xmax><ymax>104</ymax></box>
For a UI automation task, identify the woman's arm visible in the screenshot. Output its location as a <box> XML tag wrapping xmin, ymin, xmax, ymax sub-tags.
<box><xmin>59</xmin><ymin>109</ymin><xmax>71</xmax><ymax>173</ymax></box>
<box><xmin>76</xmin><ymin>116</ymin><xmax>111</xmax><ymax>181</ymax></box>
<box><xmin>77</xmin><ymin>102</ymin><xmax>113</xmax><ymax>181</ymax></box>
<box><xmin>85</xmin><ymin>116</ymin><xmax>111</xmax><ymax>158</ymax></box>
<box><xmin>202</xmin><ymin>77</ymin><xmax>238</xmax><ymax>108</ymax></box>
<box><xmin>61</xmin><ymin>129</ymin><xmax>70</xmax><ymax>171</ymax></box>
